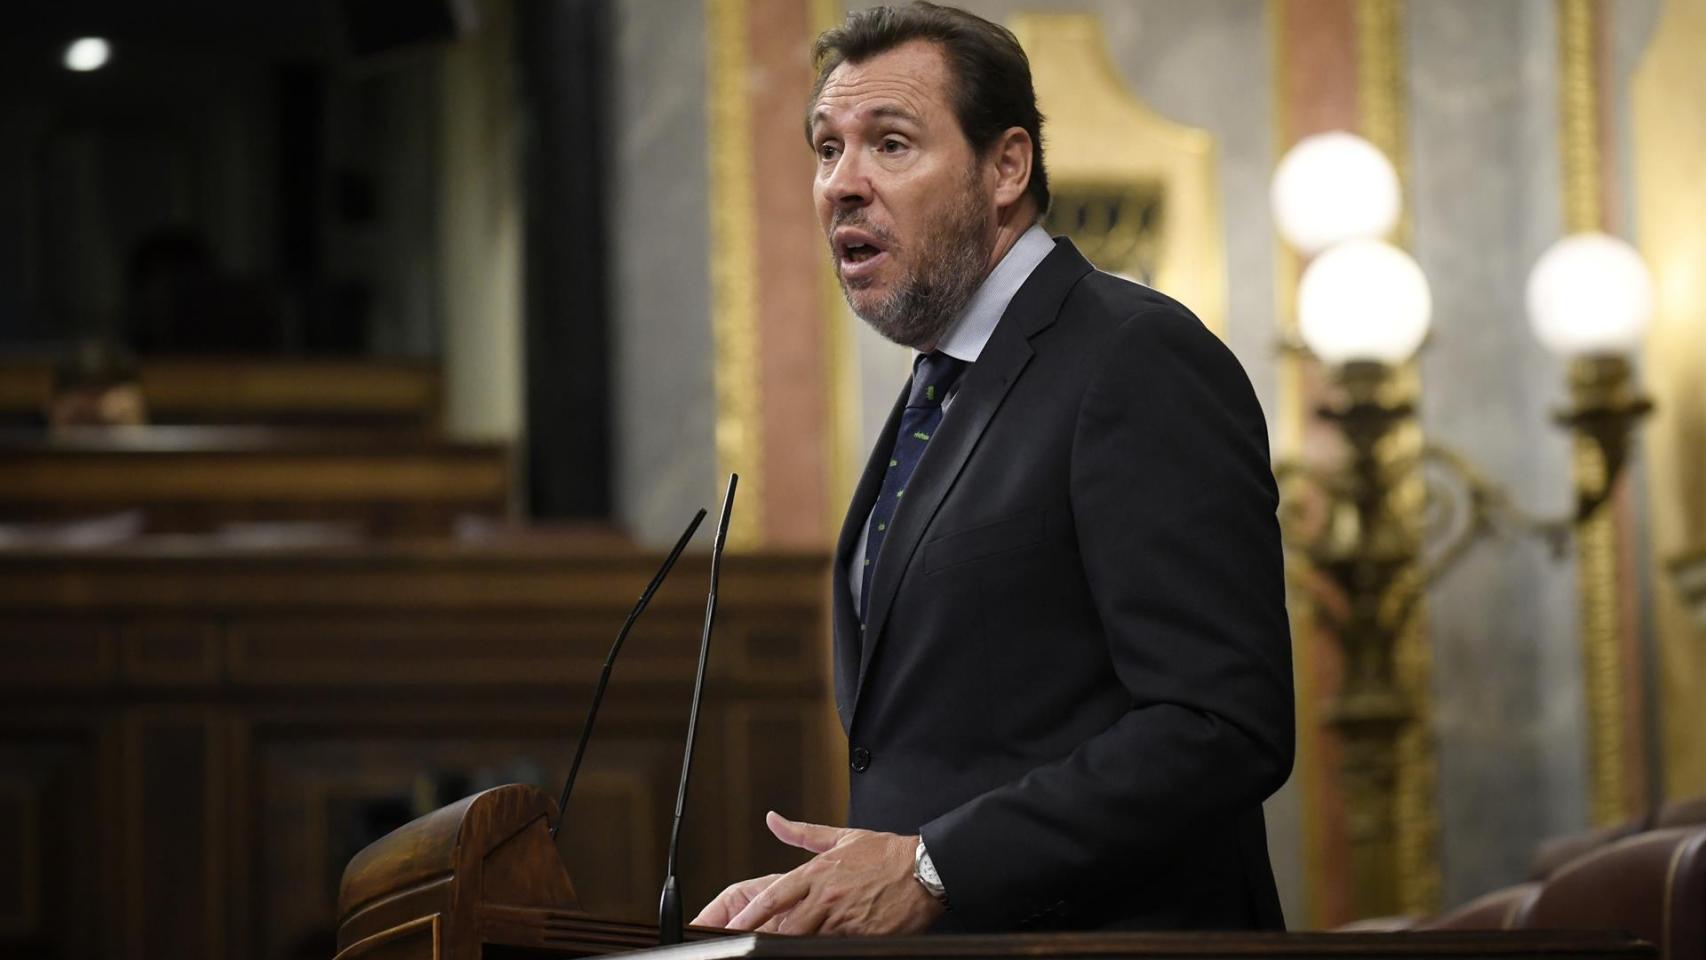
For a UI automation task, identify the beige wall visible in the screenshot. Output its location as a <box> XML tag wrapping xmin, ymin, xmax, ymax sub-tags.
<box><xmin>440</xmin><ymin>0</ymin><xmax>524</xmax><ymax>443</ymax></box>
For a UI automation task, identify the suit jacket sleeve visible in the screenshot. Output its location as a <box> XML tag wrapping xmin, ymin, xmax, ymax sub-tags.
<box><xmin>918</xmin><ymin>302</ymin><xmax>1295</xmax><ymax>927</ymax></box>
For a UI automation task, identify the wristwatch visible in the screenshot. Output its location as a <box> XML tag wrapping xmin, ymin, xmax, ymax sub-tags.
<box><xmin>913</xmin><ymin>839</ymin><xmax>949</xmax><ymax>905</ymax></box>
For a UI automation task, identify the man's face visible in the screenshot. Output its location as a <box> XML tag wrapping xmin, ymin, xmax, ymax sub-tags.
<box><xmin>810</xmin><ymin>41</ymin><xmax>995</xmax><ymax>349</ymax></box>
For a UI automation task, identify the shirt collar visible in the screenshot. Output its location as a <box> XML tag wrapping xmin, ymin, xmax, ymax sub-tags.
<box><xmin>929</xmin><ymin>223</ymin><xmax>1055</xmax><ymax>364</ymax></box>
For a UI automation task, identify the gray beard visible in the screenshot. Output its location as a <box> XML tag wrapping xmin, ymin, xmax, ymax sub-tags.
<box><xmin>836</xmin><ymin>179</ymin><xmax>992</xmax><ymax>350</ymax></box>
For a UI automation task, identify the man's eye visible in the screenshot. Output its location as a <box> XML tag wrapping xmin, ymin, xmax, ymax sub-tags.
<box><xmin>818</xmin><ymin>142</ymin><xmax>839</xmax><ymax>160</ymax></box>
<box><xmin>880</xmin><ymin>139</ymin><xmax>906</xmax><ymax>154</ymax></box>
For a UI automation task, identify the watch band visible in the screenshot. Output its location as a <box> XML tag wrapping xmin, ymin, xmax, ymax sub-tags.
<box><xmin>913</xmin><ymin>839</ymin><xmax>949</xmax><ymax>904</ymax></box>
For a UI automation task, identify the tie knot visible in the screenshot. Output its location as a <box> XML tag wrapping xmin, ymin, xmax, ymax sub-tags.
<box><xmin>908</xmin><ymin>352</ymin><xmax>966</xmax><ymax>408</ymax></box>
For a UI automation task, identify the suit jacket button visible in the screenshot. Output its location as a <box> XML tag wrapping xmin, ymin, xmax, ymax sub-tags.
<box><xmin>850</xmin><ymin>747</ymin><xmax>871</xmax><ymax>772</ymax></box>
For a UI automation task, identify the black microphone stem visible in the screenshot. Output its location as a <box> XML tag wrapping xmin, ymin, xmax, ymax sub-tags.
<box><xmin>551</xmin><ymin>508</ymin><xmax>707</xmax><ymax>840</ymax></box>
<box><xmin>659</xmin><ymin>473</ymin><xmax>737</xmax><ymax>945</ymax></box>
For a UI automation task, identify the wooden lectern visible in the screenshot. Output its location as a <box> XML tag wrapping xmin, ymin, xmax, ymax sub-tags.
<box><xmin>336</xmin><ymin>783</ymin><xmax>1653</xmax><ymax>960</ymax></box>
<box><xmin>335</xmin><ymin>783</ymin><xmax>700</xmax><ymax>960</ymax></box>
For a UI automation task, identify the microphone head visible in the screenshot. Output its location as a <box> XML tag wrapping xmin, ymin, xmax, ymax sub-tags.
<box><xmin>710</xmin><ymin>473</ymin><xmax>737</xmax><ymax>554</ymax></box>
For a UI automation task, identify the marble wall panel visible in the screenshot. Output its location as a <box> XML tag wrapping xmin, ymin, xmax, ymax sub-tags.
<box><xmin>1407</xmin><ymin>0</ymin><xmax>1588</xmax><ymax>908</ymax></box>
<box><xmin>610</xmin><ymin>0</ymin><xmax>720</xmax><ymax>543</ymax></box>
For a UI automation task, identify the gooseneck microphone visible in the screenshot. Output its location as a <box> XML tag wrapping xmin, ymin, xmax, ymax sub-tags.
<box><xmin>658</xmin><ymin>473</ymin><xmax>737</xmax><ymax>945</ymax></box>
<box><xmin>550</xmin><ymin>507</ymin><xmax>708</xmax><ymax>840</ymax></box>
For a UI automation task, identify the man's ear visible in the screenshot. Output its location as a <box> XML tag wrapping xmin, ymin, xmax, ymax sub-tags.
<box><xmin>988</xmin><ymin>126</ymin><xmax>1034</xmax><ymax>212</ymax></box>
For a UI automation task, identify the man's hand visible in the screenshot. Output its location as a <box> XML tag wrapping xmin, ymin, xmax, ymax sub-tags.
<box><xmin>690</xmin><ymin>811</ymin><xmax>945</xmax><ymax>936</ymax></box>
<box><xmin>691</xmin><ymin>872</ymin><xmax>786</xmax><ymax>928</ymax></box>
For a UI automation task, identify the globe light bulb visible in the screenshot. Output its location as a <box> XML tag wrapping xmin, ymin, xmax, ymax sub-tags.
<box><xmin>1271</xmin><ymin>132</ymin><xmax>1402</xmax><ymax>255</ymax></box>
<box><xmin>64</xmin><ymin>37</ymin><xmax>111</xmax><ymax>72</ymax></box>
<box><xmin>1297</xmin><ymin>239</ymin><xmax>1432</xmax><ymax>366</ymax></box>
<box><xmin>1526</xmin><ymin>232</ymin><xmax>1654</xmax><ymax>357</ymax></box>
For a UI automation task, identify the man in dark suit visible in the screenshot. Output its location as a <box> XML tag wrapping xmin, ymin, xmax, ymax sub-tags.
<box><xmin>694</xmin><ymin>2</ymin><xmax>1293</xmax><ymax>935</ymax></box>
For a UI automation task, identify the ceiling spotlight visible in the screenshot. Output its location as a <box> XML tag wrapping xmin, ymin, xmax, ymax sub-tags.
<box><xmin>64</xmin><ymin>37</ymin><xmax>111</xmax><ymax>72</ymax></box>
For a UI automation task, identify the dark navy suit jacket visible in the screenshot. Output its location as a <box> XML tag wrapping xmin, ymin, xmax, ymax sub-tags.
<box><xmin>830</xmin><ymin>238</ymin><xmax>1294</xmax><ymax>931</ymax></box>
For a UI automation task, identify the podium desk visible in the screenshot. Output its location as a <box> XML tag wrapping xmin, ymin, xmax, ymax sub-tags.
<box><xmin>619</xmin><ymin>932</ymin><xmax>1652</xmax><ymax>960</ymax></box>
<box><xmin>334</xmin><ymin>785</ymin><xmax>1651</xmax><ymax>960</ymax></box>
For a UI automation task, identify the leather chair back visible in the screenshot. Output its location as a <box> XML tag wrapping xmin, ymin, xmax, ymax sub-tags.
<box><xmin>1658</xmin><ymin>795</ymin><xmax>1706</xmax><ymax>829</ymax></box>
<box><xmin>1525</xmin><ymin>826</ymin><xmax>1706</xmax><ymax>959</ymax></box>
<box><xmin>1529</xmin><ymin>817</ymin><xmax>1648</xmax><ymax>880</ymax></box>
<box><xmin>1420</xmin><ymin>883</ymin><xmax>1542</xmax><ymax>930</ymax></box>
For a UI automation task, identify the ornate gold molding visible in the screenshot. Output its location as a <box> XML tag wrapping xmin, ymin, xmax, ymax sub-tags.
<box><xmin>1632</xmin><ymin>0</ymin><xmax>1706</xmax><ymax>800</ymax></box>
<box><xmin>1355</xmin><ymin>0</ymin><xmax>1411</xmax><ymax>244</ymax></box>
<box><xmin>1558</xmin><ymin>0</ymin><xmax>1603</xmax><ymax>236</ymax></box>
<box><xmin>707</xmin><ymin>0</ymin><xmax>764</xmax><ymax>548</ymax></box>
<box><xmin>1266</xmin><ymin>0</ymin><xmax>1329</xmax><ymax>926</ymax></box>
<box><xmin>1557</xmin><ymin>0</ymin><xmax>1632</xmax><ymax>827</ymax></box>
<box><xmin>1009</xmin><ymin>13</ymin><xmax>1226</xmax><ymax>338</ymax></box>
<box><xmin>1356</xmin><ymin>0</ymin><xmax>1440</xmax><ymax>917</ymax></box>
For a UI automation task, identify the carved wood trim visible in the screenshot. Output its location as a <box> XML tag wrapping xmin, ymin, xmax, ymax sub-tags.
<box><xmin>332</xmin><ymin>913</ymin><xmax>441</xmax><ymax>960</ymax></box>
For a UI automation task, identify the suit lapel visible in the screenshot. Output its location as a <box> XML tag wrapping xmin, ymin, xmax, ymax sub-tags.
<box><xmin>852</xmin><ymin>239</ymin><xmax>1095</xmax><ymax>716</ymax></box>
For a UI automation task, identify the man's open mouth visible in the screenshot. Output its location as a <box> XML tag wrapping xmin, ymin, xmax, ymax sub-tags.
<box><xmin>833</xmin><ymin>227</ymin><xmax>890</xmax><ymax>271</ymax></box>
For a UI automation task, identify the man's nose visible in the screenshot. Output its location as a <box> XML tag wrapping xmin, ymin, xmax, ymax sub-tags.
<box><xmin>821</xmin><ymin>152</ymin><xmax>871</xmax><ymax>209</ymax></box>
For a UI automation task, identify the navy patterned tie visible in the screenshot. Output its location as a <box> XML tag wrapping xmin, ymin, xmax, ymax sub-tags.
<box><xmin>860</xmin><ymin>351</ymin><xmax>967</xmax><ymax>622</ymax></box>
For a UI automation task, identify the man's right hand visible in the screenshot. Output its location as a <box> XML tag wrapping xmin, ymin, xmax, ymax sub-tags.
<box><xmin>691</xmin><ymin>873</ymin><xmax>785</xmax><ymax>928</ymax></box>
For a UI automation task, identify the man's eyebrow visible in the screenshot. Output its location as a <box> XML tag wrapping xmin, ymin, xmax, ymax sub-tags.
<box><xmin>867</xmin><ymin>105</ymin><xmax>921</xmax><ymax>124</ymax></box>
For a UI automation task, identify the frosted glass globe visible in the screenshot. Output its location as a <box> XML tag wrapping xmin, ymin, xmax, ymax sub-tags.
<box><xmin>1526</xmin><ymin>232</ymin><xmax>1653</xmax><ymax>356</ymax></box>
<box><xmin>1271</xmin><ymin>132</ymin><xmax>1402</xmax><ymax>255</ymax></box>
<box><xmin>64</xmin><ymin>37</ymin><xmax>111</xmax><ymax>72</ymax></box>
<box><xmin>1297</xmin><ymin>240</ymin><xmax>1432</xmax><ymax>365</ymax></box>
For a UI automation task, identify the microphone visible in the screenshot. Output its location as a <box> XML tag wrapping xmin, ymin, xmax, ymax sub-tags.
<box><xmin>658</xmin><ymin>473</ymin><xmax>737</xmax><ymax>945</ymax></box>
<box><xmin>550</xmin><ymin>508</ymin><xmax>707</xmax><ymax>840</ymax></box>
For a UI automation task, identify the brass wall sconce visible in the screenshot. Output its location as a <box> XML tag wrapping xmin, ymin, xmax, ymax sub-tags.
<box><xmin>1270</xmin><ymin>133</ymin><xmax>1655</xmax><ymax>918</ymax></box>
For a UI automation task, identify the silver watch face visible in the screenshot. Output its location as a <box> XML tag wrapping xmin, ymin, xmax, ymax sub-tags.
<box><xmin>915</xmin><ymin>843</ymin><xmax>946</xmax><ymax>899</ymax></box>
<box><xmin>918</xmin><ymin>850</ymin><xmax>941</xmax><ymax>885</ymax></box>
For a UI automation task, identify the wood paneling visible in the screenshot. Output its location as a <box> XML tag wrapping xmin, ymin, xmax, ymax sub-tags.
<box><xmin>123</xmin><ymin>621</ymin><xmax>223</xmax><ymax>685</ymax></box>
<box><xmin>127</xmin><ymin>711</ymin><xmax>224</xmax><ymax>960</ymax></box>
<box><xmin>0</xmin><ymin>619</ymin><xmax>116</xmax><ymax>687</ymax></box>
<box><xmin>0</xmin><ymin>358</ymin><xmax>442</xmax><ymax>430</ymax></box>
<box><xmin>0</xmin><ymin>427</ymin><xmax>511</xmax><ymax>539</ymax></box>
<box><xmin>0</xmin><ymin>726</ymin><xmax>106</xmax><ymax>958</ymax></box>
<box><xmin>0</xmin><ymin>544</ymin><xmax>835</xmax><ymax>960</ymax></box>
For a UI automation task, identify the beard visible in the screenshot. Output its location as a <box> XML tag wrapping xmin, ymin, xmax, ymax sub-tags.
<box><xmin>831</xmin><ymin>169</ymin><xmax>993</xmax><ymax>350</ymax></box>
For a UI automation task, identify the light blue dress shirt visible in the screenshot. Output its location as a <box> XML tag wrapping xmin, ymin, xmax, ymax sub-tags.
<box><xmin>848</xmin><ymin>223</ymin><xmax>1055</xmax><ymax>607</ymax></box>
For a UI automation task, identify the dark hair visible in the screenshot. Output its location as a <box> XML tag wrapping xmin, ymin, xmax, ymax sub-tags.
<box><xmin>808</xmin><ymin>2</ymin><xmax>1050</xmax><ymax>214</ymax></box>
